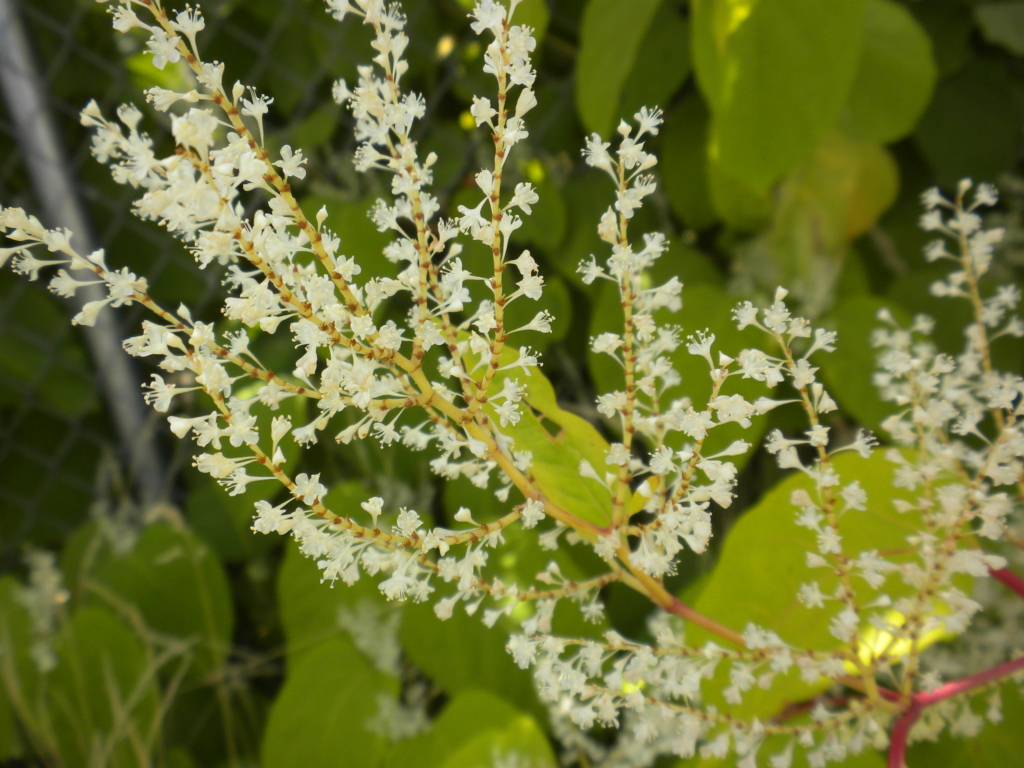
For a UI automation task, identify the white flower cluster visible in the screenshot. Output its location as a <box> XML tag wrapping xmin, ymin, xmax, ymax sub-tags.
<box><xmin>15</xmin><ymin>550</ymin><xmax>70</xmax><ymax>673</ymax></box>
<box><xmin>2</xmin><ymin>2</ymin><xmax>1023</xmax><ymax>766</ymax></box>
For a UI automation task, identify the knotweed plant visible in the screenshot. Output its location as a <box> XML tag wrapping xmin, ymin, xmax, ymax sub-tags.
<box><xmin>2</xmin><ymin>1</ymin><xmax>1023</xmax><ymax>767</ymax></box>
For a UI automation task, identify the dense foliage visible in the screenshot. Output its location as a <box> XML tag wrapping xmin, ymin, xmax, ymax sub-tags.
<box><xmin>0</xmin><ymin>1</ymin><xmax>1023</xmax><ymax>768</ymax></box>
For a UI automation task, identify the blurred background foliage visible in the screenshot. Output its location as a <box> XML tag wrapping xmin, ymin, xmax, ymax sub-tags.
<box><xmin>0</xmin><ymin>0</ymin><xmax>1023</xmax><ymax>766</ymax></box>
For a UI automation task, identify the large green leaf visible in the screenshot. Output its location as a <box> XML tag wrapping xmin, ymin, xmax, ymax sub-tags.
<box><xmin>88</xmin><ymin>523</ymin><xmax>233</xmax><ymax>680</ymax></box>
<box><xmin>841</xmin><ymin>0</ymin><xmax>937</xmax><ymax>144</ymax></box>
<box><xmin>734</xmin><ymin>130</ymin><xmax>899</xmax><ymax>314</ymax></box>
<box><xmin>47</xmin><ymin>607</ymin><xmax>160</xmax><ymax>768</ymax></box>
<box><xmin>441</xmin><ymin>708</ymin><xmax>556</xmax><ymax>768</ymax></box>
<box><xmin>261</xmin><ymin>636</ymin><xmax>395</xmax><ymax>768</ymax></box>
<box><xmin>384</xmin><ymin>689</ymin><xmax>553</xmax><ymax>768</ymax></box>
<box><xmin>442</xmin><ymin>474</ymin><xmax>610</xmax><ymax>630</ymax></box>
<box><xmin>907</xmin><ymin>0</ymin><xmax>972</xmax><ymax>79</ymax></box>
<box><xmin>0</xmin><ymin>679</ymin><xmax>18</xmax><ymax>763</ymax></box>
<box><xmin>692</xmin><ymin>0</ymin><xmax>866</xmax><ymax>189</ymax></box>
<box><xmin>706</xmin><ymin>148</ymin><xmax>774</xmax><ymax>230</ymax></box>
<box><xmin>399</xmin><ymin>600</ymin><xmax>542</xmax><ymax>720</ymax></box>
<box><xmin>686</xmin><ymin>450</ymin><xmax>936</xmax><ymax>720</ymax></box>
<box><xmin>516</xmin><ymin>177</ymin><xmax>567</xmax><ymax>255</ymax></box>
<box><xmin>502</xmin><ymin>273</ymin><xmax>572</xmax><ymax>354</ymax></box>
<box><xmin>576</xmin><ymin>0</ymin><xmax>663</xmax><ymax>136</ymax></box>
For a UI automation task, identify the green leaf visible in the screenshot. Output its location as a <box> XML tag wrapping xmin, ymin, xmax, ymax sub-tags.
<box><xmin>282</xmin><ymin>101</ymin><xmax>341</xmax><ymax>151</ymax></box>
<box><xmin>975</xmin><ymin>1</ymin><xmax>1024</xmax><ymax>56</ymax></box>
<box><xmin>692</xmin><ymin>0</ymin><xmax>866</xmax><ymax>189</ymax></box>
<box><xmin>914</xmin><ymin>59</ymin><xmax>1024</xmax><ymax>189</ymax></box>
<box><xmin>706</xmin><ymin>148</ymin><xmax>774</xmax><ymax>230</ymax></box>
<box><xmin>507</xmin><ymin>406</ymin><xmax>612</xmax><ymax>529</ymax></box>
<box><xmin>907</xmin><ymin>681</ymin><xmax>1024</xmax><ymax>767</ymax></box>
<box><xmin>275</xmin><ymin>481</ymin><xmax>398</xmax><ymax>671</ymax></box>
<box><xmin>261</xmin><ymin>636</ymin><xmax>395</xmax><ymax>768</ymax></box>
<box><xmin>617</xmin><ymin>2</ymin><xmax>692</xmax><ymax>125</ymax></box>
<box><xmin>841</xmin><ymin>0</ymin><xmax>937</xmax><ymax>144</ymax></box>
<box><xmin>48</xmin><ymin>606</ymin><xmax>160</xmax><ymax>768</ymax></box>
<box><xmin>384</xmin><ymin>689</ymin><xmax>552</xmax><ymax>768</ymax></box>
<box><xmin>478</xmin><ymin>348</ymin><xmax>613</xmax><ymax>530</ymax></box>
<box><xmin>819</xmin><ymin>295</ymin><xmax>908</xmax><ymax>433</ymax></box>
<box><xmin>685</xmin><ymin>450</ymin><xmax>940</xmax><ymax>720</ymax></box>
<box><xmin>659</xmin><ymin>93</ymin><xmax>718</xmax><ymax>231</ymax></box>
<box><xmin>89</xmin><ymin>523</ymin><xmax>233</xmax><ymax>680</ymax></box>
<box><xmin>440</xmin><ymin>707</ymin><xmax>556</xmax><ymax>768</ymax></box>
<box><xmin>516</xmin><ymin>178</ymin><xmax>567</xmax><ymax>254</ymax></box>
<box><xmin>733</xmin><ymin>131</ymin><xmax>899</xmax><ymax>314</ymax></box>
<box><xmin>548</xmin><ymin>170</ymin><xmax>612</xmax><ymax>287</ymax></box>
<box><xmin>512</xmin><ymin>0</ymin><xmax>550</xmax><ymax>43</ymax></box>
<box><xmin>184</xmin><ymin>477</ymin><xmax>276</xmax><ymax>563</ymax></box>
<box><xmin>441</xmin><ymin>475</ymin><xmax>610</xmax><ymax>638</ymax></box>
<box><xmin>504</xmin><ymin>274</ymin><xmax>571</xmax><ymax>353</ymax></box>
<box><xmin>398</xmin><ymin>579</ymin><xmax>543</xmax><ymax>720</ymax></box>
<box><xmin>0</xmin><ymin>686</ymin><xmax>19</xmax><ymax>763</ymax></box>
<box><xmin>576</xmin><ymin>0</ymin><xmax>663</xmax><ymax>136</ymax></box>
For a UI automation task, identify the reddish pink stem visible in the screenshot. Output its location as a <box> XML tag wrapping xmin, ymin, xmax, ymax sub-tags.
<box><xmin>915</xmin><ymin>655</ymin><xmax>1024</xmax><ymax>707</ymax></box>
<box><xmin>887</xmin><ymin>654</ymin><xmax>1024</xmax><ymax>767</ymax></box>
<box><xmin>990</xmin><ymin>567</ymin><xmax>1024</xmax><ymax>600</ymax></box>
<box><xmin>887</xmin><ymin>700</ymin><xmax>923</xmax><ymax>768</ymax></box>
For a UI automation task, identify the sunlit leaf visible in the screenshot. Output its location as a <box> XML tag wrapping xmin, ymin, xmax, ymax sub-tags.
<box><xmin>685</xmin><ymin>450</ymin><xmax>954</xmax><ymax>720</ymax></box>
<box><xmin>734</xmin><ymin>130</ymin><xmax>898</xmax><ymax>314</ymax></box>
